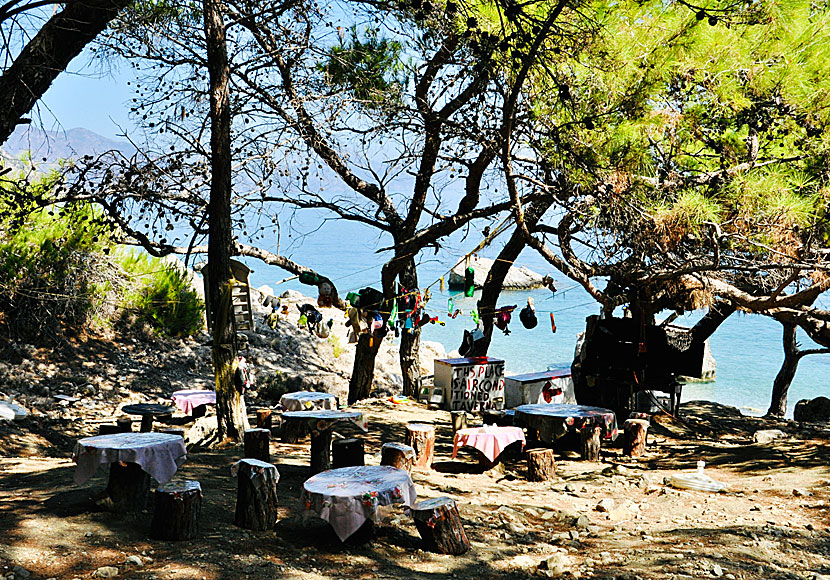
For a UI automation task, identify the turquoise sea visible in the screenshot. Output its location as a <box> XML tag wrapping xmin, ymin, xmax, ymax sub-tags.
<box><xmin>242</xmin><ymin>218</ymin><xmax>829</xmax><ymax>419</ymax></box>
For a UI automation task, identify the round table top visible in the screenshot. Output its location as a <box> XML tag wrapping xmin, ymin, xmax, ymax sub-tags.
<box><xmin>76</xmin><ymin>432</ymin><xmax>182</xmax><ymax>450</ymax></box>
<box><xmin>303</xmin><ymin>465</ymin><xmax>414</xmax><ymax>498</ymax></box>
<box><xmin>121</xmin><ymin>403</ymin><xmax>175</xmax><ymax>416</ymax></box>
<box><xmin>515</xmin><ymin>403</ymin><xmax>615</xmax><ymax>418</ymax></box>
<box><xmin>283</xmin><ymin>409</ymin><xmax>361</xmax><ymax>421</ymax></box>
<box><xmin>281</xmin><ymin>391</ymin><xmax>337</xmax><ymax>402</ymax></box>
<box><xmin>171</xmin><ymin>389</ymin><xmax>216</xmax><ymax>398</ymax></box>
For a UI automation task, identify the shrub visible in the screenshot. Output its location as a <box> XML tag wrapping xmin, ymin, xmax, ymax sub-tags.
<box><xmin>0</xmin><ymin>188</ymin><xmax>115</xmax><ymax>343</ymax></box>
<box><xmin>116</xmin><ymin>251</ymin><xmax>205</xmax><ymax>337</ymax></box>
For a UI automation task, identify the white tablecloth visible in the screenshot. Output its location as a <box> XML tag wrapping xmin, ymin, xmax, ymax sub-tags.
<box><xmin>72</xmin><ymin>432</ymin><xmax>187</xmax><ymax>485</ymax></box>
<box><xmin>171</xmin><ymin>389</ymin><xmax>216</xmax><ymax>414</ymax></box>
<box><xmin>280</xmin><ymin>391</ymin><xmax>338</xmax><ymax>411</ymax></box>
<box><xmin>301</xmin><ymin>465</ymin><xmax>416</xmax><ymax>541</ymax></box>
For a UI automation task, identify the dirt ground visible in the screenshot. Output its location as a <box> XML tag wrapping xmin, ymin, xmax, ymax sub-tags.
<box><xmin>2</xmin><ymin>330</ymin><xmax>830</xmax><ymax>580</ymax></box>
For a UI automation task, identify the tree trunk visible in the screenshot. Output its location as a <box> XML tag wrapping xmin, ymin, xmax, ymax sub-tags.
<box><xmin>768</xmin><ymin>322</ymin><xmax>800</xmax><ymax>417</ymax></box>
<box><xmin>0</xmin><ymin>0</ymin><xmax>132</xmax><ymax>146</ymax></box>
<box><xmin>398</xmin><ymin>259</ymin><xmax>421</xmax><ymax>398</ymax></box>
<box><xmin>204</xmin><ymin>0</ymin><xmax>247</xmax><ymax>441</ymax></box>
<box><xmin>469</xmin><ymin>202</ymin><xmax>546</xmax><ymax>357</ymax></box>
<box><xmin>348</xmin><ymin>333</ymin><xmax>383</xmax><ymax>404</ymax></box>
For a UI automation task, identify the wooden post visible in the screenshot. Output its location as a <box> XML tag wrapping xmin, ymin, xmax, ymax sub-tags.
<box><xmin>405</xmin><ymin>423</ymin><xmax>435</xmax><ymax>470</ymax></box>
<box><xmin>244</xmin><ymin>428</ymin><xmax>271</xmax><ymax>463</ymax></box>
<box><xmin>256</xmin><ymin>409</ymin><xmax>272</xmax><ymax>430</ymax></box>
<box><xmin>234</xmin><ymin>459</ymin><xmax>279</xmax><ymax>531</ymax></box>
<box><xmin>332</xmin><ymin>438</ymin><xmax>364</xmax><ymax>468</ymax></box>
<box><xmin>106</xmin><ymin>462</ymin><xmax>151</xmax><ymax>512</ymax></box>
<box><xmin>150</xmin><ymin>480</ymin><xmax>202</xmax><ymax>540</ymax></box>
<box><xmin>579</xmin><ymin>425</ymin><xmax>602</xmax><ymax>461</ymax></box>
<box><xmin>623</xmin><ymin>419</ymin><xmax>649</xmax><ymax>457</ymax></box>
<box><xmin>450</xmin><ymin>411</ymin><xmax>468</xmax><ymax>435</ymax></box>
<box><xmin>116</xmin><ymin>417</ymin><xmax>132</xmax><ymax>433</ymax></box>
<box><xmin>526</xmin><ymin>448</ymin><xmax>556</xmax><ymax>481</ymax></box>
<box><xmin>281</xmin><ymin>417</ymin><xmax>306</xmax><ymax>443</ymax></box>
<box><xmin>380</xmin><ymin>443</ymin><xmax>415</xmax><ymax>474</ymax></box>
<box><xmin>309</xmin><ymin>428</ymin><xmax>333</xmax><ymax>475</ymax></box>
<box><xmin>411</xmin><ymin>497</ymin><xmax>470</xmax><ymax>555</ymax></box>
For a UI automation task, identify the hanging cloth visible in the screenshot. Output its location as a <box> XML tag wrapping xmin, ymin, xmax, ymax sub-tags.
<box><xmin>550</xmin><ymin>312</ymin><xmax>557</xmax><ymax>333</ymax></box>
<box><xmin>493</xmin><ymin>305</ymin><xmax>516</xmax><ymax>335</ymax></box>
<box><xmin>464</xmin><ymin>266</ymin><xmax>475</xmax><ymax>297</ymax></box>
<box><xmin>519</xmin><ymin>297</ymin><xmax>537</xmax><ymax>329</ymax></box>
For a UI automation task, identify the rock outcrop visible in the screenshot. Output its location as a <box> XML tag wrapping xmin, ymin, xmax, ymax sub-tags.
<box><xmin>794</xmin><ymin>396</ymin><xmax>830</xmax><ymax>423</ymax></box>
<box><xmin>448</xmin><ymin>257</ymin><xmax>545</xmax><ymax>290</ymax></box>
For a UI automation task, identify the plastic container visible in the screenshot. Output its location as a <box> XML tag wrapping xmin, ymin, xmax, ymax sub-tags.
<box><xmin>668</xmin><ymin>461</ymin><xmax>725</xmax><ymax>492</ymax></box>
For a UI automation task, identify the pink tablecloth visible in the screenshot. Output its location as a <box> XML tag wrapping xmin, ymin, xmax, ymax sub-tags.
<box><xmin>171</xmin><ymin>389</ymin><xmax>216</xmax><ymax>414</ymax></box>
<box><xmin>452</xmin><ymin>426</ymin><xmax>526</xmax><ymax>463</ymax></box>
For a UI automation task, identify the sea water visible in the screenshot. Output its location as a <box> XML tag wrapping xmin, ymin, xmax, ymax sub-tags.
<box><xmin>248</xmin><ymin>220</ymin><xmax>829</xmax><ymax>419</ymax></box>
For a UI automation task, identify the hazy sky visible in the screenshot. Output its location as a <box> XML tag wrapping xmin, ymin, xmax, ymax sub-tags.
<box><xmin>38</xmin><ymin>47</ymin><xmax>135</xmax><ymax>141</ymax></box>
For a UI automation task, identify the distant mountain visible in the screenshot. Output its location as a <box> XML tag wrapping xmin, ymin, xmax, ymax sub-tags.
<box><xmin>2</xmin><ymin>126</ymin><xmax>135</xmax><ymax>166</ymax></box>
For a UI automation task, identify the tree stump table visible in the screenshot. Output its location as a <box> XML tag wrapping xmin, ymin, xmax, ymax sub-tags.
<box><xmin>301</xmin><ymin>465</ymin><xmax>416</xmax><ymax>542</ymax></box>
<box><xmin>150</xmin><ymin>480</ymin><xmax>202</xmax><ymax>540</ymax></box>
<box><xmin>623</xmin><ymin>419</ymin><xmax>650</xmax><ymax>457</ymax></box>
<box><xmin>121</xmin><ymin>403</ymin><xmax>175</xmax><ymax>433</ymax></box>
<box><xmin>171</xmin><ymin>390</ymin><xmax>216</xmax><ymax>418</ymax></box>
<box><xmin>410</xmin><ymin>497</ymin><xmax>470</xmax><ymax>555</ymax></box>
<box><xmin>451</xmin><ymin>426</ymin><xmax>526</xmax><ymax>470</ymax></box>
<box><xmin>282</xmin><ymin>410</ymin><xmax>368</xmax><ymax>475</ymax></box>
<box><xmin>332</xmin><ymin>438</ymin><xmax>364</xmax><ymax>468</ymax></box>
<box><xmin>405</xmin><ymin>423</ymin><xmax>435</xmax><ymax>470</ymax></box>
<box><xmin>72</xmin><ymin>432</ymin><xmax>187</xmax><ymax>513</ymax></box>
<box><xmin>514</xmin><ymin>404</ymin><xmax>618</xmax><ymax>461</ymax></box>
<box><xmin>233</xmin><ymin>458</ymin><xmax>280</xmax><ymax>531</ymax></box>
<box><xmin>380</xmin><ymin>442</ymin><xmax>415</xmax><ymax>473</ymax></box>
<box><xmin>526</xmin><ymin>448</ymin><xmax>556</xmax><ymax>481</ymax></box>
<box><xmin>244</xmin><ymin>428</ymin><xmax>271</xmax><ymax>463</ymax></box>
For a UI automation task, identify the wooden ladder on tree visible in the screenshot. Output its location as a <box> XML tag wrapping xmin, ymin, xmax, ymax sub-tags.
<box><xmin>231</xmin><ymin>282</ymin><xmax>254</xmax><ymax>332</ymax></box>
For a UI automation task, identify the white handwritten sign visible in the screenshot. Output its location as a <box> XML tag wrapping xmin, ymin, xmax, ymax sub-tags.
<box><xmin>449</xmin><ymin>361</ymin><xmax>505</xmax><ymax>412</ymax></box>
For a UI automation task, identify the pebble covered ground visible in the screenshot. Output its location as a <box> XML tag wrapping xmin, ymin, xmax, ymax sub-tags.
<box><xmin>1</xmin><ymin>291</ymin><xmax>830</xmax><ymax>580</ymax></box>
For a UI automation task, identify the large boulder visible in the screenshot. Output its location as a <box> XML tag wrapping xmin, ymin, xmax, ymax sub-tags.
<box><xmin>794</xmin><ymin>396</ymin><xmax>830</xmax><ymax>423</ymax></box>
<box><xmin>448</xmin><ymin>257</ymin><xmax>545</xmax><ymax>290</ymax></box>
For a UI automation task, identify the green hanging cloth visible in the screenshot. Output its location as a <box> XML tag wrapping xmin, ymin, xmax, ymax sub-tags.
<box><xmin>464</xmin><ymin>266</ymin><xmax>475</xmax><ymax>297</ymax></box>
<box><xmin>447</xmin><ymin>297</ymin><xmax>454</xmax><ymax>316</ymax></box>
<box><xmin>388</xmin><ymin>299</ymin><xmax>398</xmax><ymax>329</ymax></box>
<box><xmin>471</xmin><ymin>308</ymin><xmax>479</xmax><ymax>325</ymax></box>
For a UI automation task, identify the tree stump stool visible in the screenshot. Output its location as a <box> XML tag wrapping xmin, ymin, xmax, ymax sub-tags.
<box><xmin>526</xmin><ymin>448</ymin><xmax>556</xmax><ymax>481</ymax></box>
<box><xmin>281</xmin><ymin>417</ymin><xmax>306</xmax><ymax>443</ymax></box>
<box><xmin>405</xmin><ymin>423</ymin><xmax>435</xmax><ymax>470</ymax></box>
<box><xmin>256</xmin><ymin>409</ymin><xmax>272</xmax><ymax>430</ymax></box>
<box><xmin>233</xmin><ymin>458</ymin><xmax>280</xmax><ymax>531</ymax></box>
<box><xmin>191</xmin><ymin>404</ymin><xmax>207</xmax><ymax>419</ymax></box>
<box><xmin>450</xmin><ymin>411</ymin><xmax>468</xmax><ymax>435</ymax></box>
<box><xmin>332</xmin><ymin>438</ymin><xmax>364</xmax><ymax>468</ymax></box>
<box><xmin>98</xmin><ymin>424</ymin><xmax>121</xmax><ymax>436</ymax></box>
<box><xmin>380</xmin><ymin>442</ymin><xmax>415</xmax><ymax>473</ymax></box>
<box><xmin>623</xmin><ymin>419</ymin><xmax>649</xmax><ymax>457</ymax></box>
<box><xmin>579</xmin><ymin>425</ymin><xmax>602</xmax><ymax>461</ymax></box>
<box><xmin>150</xmin><ymin>480</ymin><xmax>202</xmax><ymax>540</ymax></box>
<box><xmin>106</xmin><ymin>462</ymin><xmax>151</xmax><ymax>512</ymax></box>
<box><xmin>244</xmin><ymin>428</ymin><xmax>271</xmax><ymax>463</ymax></box>
<box><xmin>411</xmin><ymin>497</ymin><xmax>470</xmax><ymax>555</ymax></box>
<box><xmin>116</xmin><ymin>417</ymin><xmax>133</xmax><ymax>433</ymax></box>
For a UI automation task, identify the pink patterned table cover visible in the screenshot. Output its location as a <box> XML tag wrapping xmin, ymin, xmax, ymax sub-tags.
<box><xmin>301</xmin><ymin>465</ymin><xmax>416</xmax><ymax>541</ymax></box>
<box><xmin>279</xmin><ymin>391</ymin><xmax>338</xmax><ymax>412</ymax></box>
<box><xmin>282</xmin><ymin>409</ymin><xmax>367</xmax><ymax>437</ymax></box>
<box><xmin>171</xmin><ymin>389</ymin><xmax>216</xmax><ymax>414</ymax></box>
<box><xmin>72</xmin><ymin>432</ymin><xmax>187</xmax><ymax>485</ymax></box>
<box><xmin>451</xmin><ymin>426</ymin><xmax>526</xmax><ymax>463</ymax></box>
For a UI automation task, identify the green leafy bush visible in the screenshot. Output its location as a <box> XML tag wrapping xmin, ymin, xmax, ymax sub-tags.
<box><xmin>116</xmin><ymin>251</ymin><xmax>205</xmax><ymax>337</ymax></box>
<box><xmin>0</xmin><ymin>187</ymin><xmax>114</xmax><ymax>343</ymax></box>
